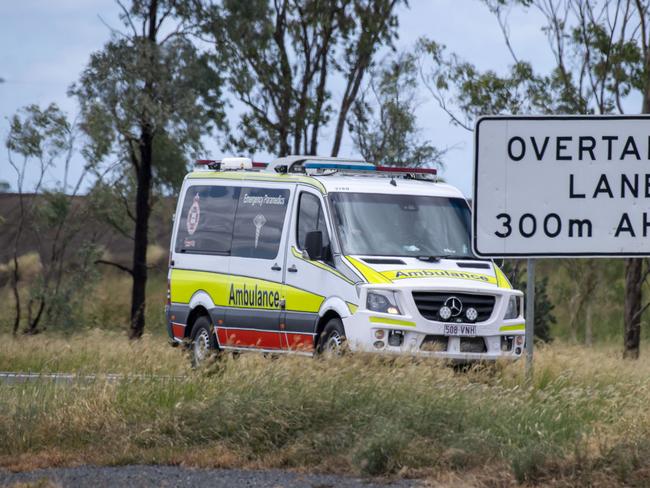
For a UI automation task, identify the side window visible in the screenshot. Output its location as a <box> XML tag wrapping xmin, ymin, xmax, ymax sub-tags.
<box><xmin>297</xmin><ymin>192</ymin><xmax>331</xmax><ymax>261</ymax></box>
<box><xmin>175</xmin><ymin>185</ymin><xmax>239</xmax><ymax>254</ymax></box>
<box><xmin>231</xmin><ymin>187</ymin><xmax>290</xmax><ymax>260</ymax></box>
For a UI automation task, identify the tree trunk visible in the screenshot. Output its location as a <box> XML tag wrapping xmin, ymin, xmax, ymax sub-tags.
<box><xmin>127</xmin><ymin>0</ymin><xmax>158</xmax><ymax>340</ymax></box>
<box><xmin>129</xmin><ymin>131</ymin><xmax>153</xmax><ymax>340</ymax></box>
<box><xmin>331</xmin><ymin>73</ymin><xmax>363</xmax><ymax>157</ymax></box>
<box><xmin>11</xmin><ymin>195</ymin><xmax>27</xmax><ymax>335</ymax></box>
<box><xmin>11</xmin><ymin>253</ymin><xmax>20</xmax><ymax>335</ymax></box>
<box><xmin>623</xmin><ymin>258</ymin><xmax>642</xmax><ymax>359</ymax></box>
<box><xmin>623</xmin><ymin>49</ymin><xmax>650</xmax><ymax>358</ymax></box>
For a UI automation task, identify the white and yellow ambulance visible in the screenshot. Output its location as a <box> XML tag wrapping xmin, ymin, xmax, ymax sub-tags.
<box><xmin>166</xmin><ymin>156</ymin><xmax>525</xmax><ymax>366</ymax></box>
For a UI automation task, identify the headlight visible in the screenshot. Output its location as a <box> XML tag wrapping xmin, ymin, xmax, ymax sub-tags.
<box><xmin>366</xmin><ymin>290</ymin><xmax>401</xmax><ymax>315</ymax></box>
<box><xmin>504</xmin><ymin>296</ymin><xmax>519</xmax><ymax>320</ymax></box>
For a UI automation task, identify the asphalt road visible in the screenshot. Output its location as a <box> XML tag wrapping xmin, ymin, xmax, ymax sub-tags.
<box><xmin>0</xmin><ymin>465</ymin><xmax>422</xmax><ymax>487</ymax></box>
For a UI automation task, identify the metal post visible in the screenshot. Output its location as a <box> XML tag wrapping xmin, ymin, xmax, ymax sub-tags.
<box><xmin>525</xmin><ymin>259</ymin><xmax>535</xmax><ymax>381</ymax></box>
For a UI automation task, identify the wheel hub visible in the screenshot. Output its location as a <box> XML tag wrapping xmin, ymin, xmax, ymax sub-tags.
<box><xmin>193</xmin><ymin>329</ymin><xmax>210</xmax><ymax>361</ymax></box>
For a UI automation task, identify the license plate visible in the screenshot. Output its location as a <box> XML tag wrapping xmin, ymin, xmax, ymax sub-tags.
<box><xmin>444</xmin><ymin>324</ymin><xmax>477</xmax><ymax>337</ymax></box>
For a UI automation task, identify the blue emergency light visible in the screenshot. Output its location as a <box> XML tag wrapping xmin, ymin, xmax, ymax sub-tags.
<box><xmin>303</xmin><ymin>161</ymin><xmax>437</xmax><ymax>176</ymax></box>
<box><xmin>303</xmin><ymin>162</ymin><xmax>377</xmax><ymax>171</ymax></box>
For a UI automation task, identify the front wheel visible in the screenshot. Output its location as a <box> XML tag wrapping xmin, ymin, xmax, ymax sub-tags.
<box><xmin>317</xmin><ymin>318</ymin><xmax>347</xmax><ymax>356</ymax></box>
<box><xmin>190</xmin><ymin>316</ymin><xmax>219</xmax><ymax>368</ymax></box>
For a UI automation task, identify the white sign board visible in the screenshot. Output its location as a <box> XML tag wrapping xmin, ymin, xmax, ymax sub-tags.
<box><xmin>474</xmin><ymin>115</ymin><xmax>650</xmax><ymax>257</ymax></box>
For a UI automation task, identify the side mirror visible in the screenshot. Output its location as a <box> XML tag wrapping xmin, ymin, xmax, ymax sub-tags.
<box><xmin>304</xmin><ymin>230</ymin><xmax>323</xmax><ymax>260</ymax></box>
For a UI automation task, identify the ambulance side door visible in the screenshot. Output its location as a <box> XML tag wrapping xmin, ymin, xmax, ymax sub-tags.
<box><xmin>222</xmin><ymin>182</ymin><xmax>294</xmax><ymax>351</ymax></box>
<box><xmin>282</xmin><ymin>187</ymin><xmax>337</xmax><ymax>351</ymax></box>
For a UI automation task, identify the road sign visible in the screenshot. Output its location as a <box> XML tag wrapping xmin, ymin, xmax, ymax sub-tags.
<box><xmin>474</xmin><ymin>115</ymin><xmax>650</xmax><ymax>257</ymax></box>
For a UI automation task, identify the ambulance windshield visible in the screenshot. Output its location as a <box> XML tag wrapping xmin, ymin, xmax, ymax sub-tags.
<box><xmin>330</xmin><ymin>193</ymin><xmax>474</xmax><ymax>258</ymax></box>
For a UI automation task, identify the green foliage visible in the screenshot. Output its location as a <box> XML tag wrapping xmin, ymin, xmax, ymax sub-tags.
<box><xmin>194</xmin><ymin>0</ymin><xmax>404</xmax><ymax>156</ymax></box>
<box><xmin>86</xmin><ymin>180</ymin><xmax>135</xmax><ymax>240</ymax></box>
<box><xmin>5</xmin><ymin>103</ymin><xmax>100</xmax><ymax>334</ymax></box>
<box><xmin>532</xmin><ymin>275</ymin><xmax>555</xmax><ymax>342</ymax></box>
<box><xmin>417</xmin><ymin>39</ymin><xmax>555</xmax><ymax>129</ymax></box>
<box><xmin>419</xmin><ymin>1</ymin><xmax>647</xmax><ymax>124</ymax></box>
<box><xmin>419</xmin><ymin>2</ymin><xmax>650</xmax><ymax>351</ymax></box>
<box><xmin>70</xmin><ymin>5</ymin><xmax>224</xmax><ymax>192</ymax></box>
<box><xmin>31</xmin><ymin>243</ymin><xmax>102</xmax><ymax>331</ymax></box>
<box><xmin>6</xmin><ymin>104</ymin><xmax>71</xmax><ymax>163</ymax></box>
<box><xmin>348</xmin><ymin>52</ymin><xmax>442</xmax><ymax>167</ymax></box>
<box><xmin>501</xmin><ymin>260</ymin><xmax>556</xmax><ymax>342</ymax></box>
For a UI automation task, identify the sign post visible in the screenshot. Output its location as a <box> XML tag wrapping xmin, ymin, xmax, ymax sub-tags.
<box><xmin>473</xmin><ymin>115</ymin><xmax>650</xmax><ymax>376</ymax></box>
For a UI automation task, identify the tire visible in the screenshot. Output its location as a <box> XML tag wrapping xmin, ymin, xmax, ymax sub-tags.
<box><xmin>190</xmin><ymin>315</ymin><xmax>219</xmax><ymax>368</ymax></box>
<box><xmin>316</xmin><ymin>317</ymin><xmax>347</xmax><ymax>356</ymax></box>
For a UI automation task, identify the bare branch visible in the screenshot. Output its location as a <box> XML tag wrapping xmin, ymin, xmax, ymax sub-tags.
<box><xmin>116</xmin><ymin>0</ymin><xmax>139</xmax><ymax>38</ymax></box>
<box><xmin>97</xmin><ymin>14</ymin><xmax>128</xmax><ymax>39</ymax></box>
<box><xmin>95</xmin><ymin>259</ymin><xmax>134</xmax><ymax>276</ymax></box>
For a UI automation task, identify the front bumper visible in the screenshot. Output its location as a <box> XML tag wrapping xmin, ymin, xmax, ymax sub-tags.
<box><xmin>344</xmin><ymin>285</ymin><xmax>525</xmax><ymax>361</ymax></box>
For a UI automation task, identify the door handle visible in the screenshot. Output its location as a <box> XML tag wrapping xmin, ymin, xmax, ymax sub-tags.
<box><xmin>288</xmin><ymin>264</ymin><xmax>298</xmax><ymax>273</ymax></box>
<box><xmin>271</xmin><ymin>263</ymin><xmax>282</xmax><ymax>271</ymax></box>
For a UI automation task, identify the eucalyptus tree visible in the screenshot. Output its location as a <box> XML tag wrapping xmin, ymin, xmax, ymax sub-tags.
<box><xmin>348</xmin><ymin>52</ymin><xmax>443</xmax><ymax>166</ymax></box>
<box><xmin>71</xmin><ymin>0</ymin><xmax>226</xmax><ymax>339</ymax></box>
<box><xmin>192</xmin><ymin>0</ymin><xmax>403</xmax><ymax>157</ymax></box>
<box><xmin>419</xmin><ymin>0</ymin><xmax>650</xmax><ymax>357</ymax></box>
<box><xmin>5</xmin><ymin>104</ymin><xmax>96</xmax><ymax>335</ymax></box>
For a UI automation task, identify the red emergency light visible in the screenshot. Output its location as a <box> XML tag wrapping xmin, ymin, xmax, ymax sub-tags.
<box><xmin>375</xmin><ymin>165</ymin><xmax>437</xmax><ymax>175</ymax></box>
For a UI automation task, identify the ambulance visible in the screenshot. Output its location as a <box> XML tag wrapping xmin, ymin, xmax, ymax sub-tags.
<box><xmin>166</xmin><ymin>156</ymin><xmax>525</xmax><ymax>366</ymax></box>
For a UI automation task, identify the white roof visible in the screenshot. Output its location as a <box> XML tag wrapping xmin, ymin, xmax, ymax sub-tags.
<box><xmin>311</xmin><ymin>174</ymin><xmax>466</xmax><ymax>199</ymax></box>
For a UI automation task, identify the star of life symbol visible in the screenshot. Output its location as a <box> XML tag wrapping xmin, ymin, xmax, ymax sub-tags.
<box><xmin>186</xmin><ymin>194</ymin><xmax>200</xmax><ymax>235</ymax></box>
<box><xmin>253</xmin><ymin>214</ymin><xmax>266</xmax><ymax>248</ymax></box>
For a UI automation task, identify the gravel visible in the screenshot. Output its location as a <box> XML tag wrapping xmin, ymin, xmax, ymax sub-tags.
<box><xmin>0</xmin><ymin>465</ymin><xmax>422</xmax><ymax>487</ymax></box>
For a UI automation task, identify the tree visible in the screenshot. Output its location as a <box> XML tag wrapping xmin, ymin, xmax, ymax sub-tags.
<box><xmin>420</xmin><ymin>0</ymin><xmax>650</xmax><ymax>357</ymax></box>
<box><xmin>500</xmin><ymin>259</ymin><xmax>556</xmax><ymax>342</ymax></box>
<box><xmin>192</xmin><ymin>0</ymin><xmax>403</xmax><ymax>157</ymax></box>
<box><xmin>5</xmin><ymin>104</ymin><xmax>96</xmax><ymax>334</ymax></box>
<box><xmin>347</xmin><ymin>52</ymin><xmax>443</xmax><ymax>166</ymax></box>
<box><xmin>70</xmin><ymin>0</ymin><xmax>226</xmax><ymax>339</ymax></box>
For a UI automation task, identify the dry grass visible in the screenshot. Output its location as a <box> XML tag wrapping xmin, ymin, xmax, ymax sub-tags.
<box><xmin>1</xmin><ymin>334</ymin><xmax>650</xmax><ymax>486</ymax></box>
<box><xmin>0</xmin><ymin>330</ymin><xmax>187</xmax><ymax>375</ymax></box>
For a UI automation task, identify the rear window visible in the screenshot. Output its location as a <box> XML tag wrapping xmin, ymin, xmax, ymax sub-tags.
<box><xmin>175</xmin><ymin>185</ymin><xmax>240</xmax><ymax>254</ymax></box>
<box><xmin>231</xmin><ymin>187</ymin><xmax>290</xmax><ymax>260</ymax></box>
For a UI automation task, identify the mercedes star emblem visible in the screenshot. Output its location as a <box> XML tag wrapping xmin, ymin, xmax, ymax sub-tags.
<box><xmin>444</xmin><ymin>296</ymin><xmax>463</xmax><ymax>317</ymax></box>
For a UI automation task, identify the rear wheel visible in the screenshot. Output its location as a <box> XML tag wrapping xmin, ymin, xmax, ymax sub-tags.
<box><xmin>190</xmin><ymin>316</ymin><xmax>218</xmax><ymax>368</ymax></box>
<box><xmin>317</xmin><ymin>318</ymin><xmax>347</xmax><ymax>356</ymax></box>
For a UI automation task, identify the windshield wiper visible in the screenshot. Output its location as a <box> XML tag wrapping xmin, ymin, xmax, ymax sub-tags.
<box><xmin>417</xmin><ymin>255</ymin><xmax>479</xmax><ymax>262</ymax></box>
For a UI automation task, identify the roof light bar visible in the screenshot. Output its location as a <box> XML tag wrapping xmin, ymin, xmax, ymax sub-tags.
<box><xmin>304</xmin><ymin>162</ymin><xmax>377</xmax><ymax>171</ymax></box>
<box><xmin>376</xmin><ymin>165</ymin><xmax>437</xmax><ymax>175</ymax></box>
<box><xmin>195</xmin><ymin>159</ymin><xmax>268</xmax><ymax>170</ymax></box>
<box><xmin>303</xmin><ymin>161</ymin><xmax>436</xmax><ymax>175</ymax></box>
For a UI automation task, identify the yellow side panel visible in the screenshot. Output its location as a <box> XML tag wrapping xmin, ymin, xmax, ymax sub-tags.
<box><xmin>500</xmin><ymin>323</ymin><xmax>524</xmax><ymax>332</ymax></box>
<box><xmin>170</xmin><ymin>269</ymin><xmax>324</xmax><ymax>313</ymax></box>
<box><xmin>284</xmin><ymin>286</ymin><xmax>325</xmax><ymax>313</ymax></box>
<box><xmin>345</xmin><ymin>256</ymin><xmax>392</xmax><ymax>284</ymax></box>
<box><xmin>493</xmin><ymin>265</ymin><xmax>513</xmax><ymax>289</ymax></box>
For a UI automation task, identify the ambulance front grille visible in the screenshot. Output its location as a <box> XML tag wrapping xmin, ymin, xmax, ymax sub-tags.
<box><xmin>412</xmin><ymin>292</ymin><xmax>495</xmax><ymax>323</ymax></box>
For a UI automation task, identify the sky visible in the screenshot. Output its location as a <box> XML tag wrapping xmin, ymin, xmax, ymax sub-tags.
<box><xmin>0</xmin><ymin>0</ymin><xmax>554</xmax><ymax>197</ymax></box>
